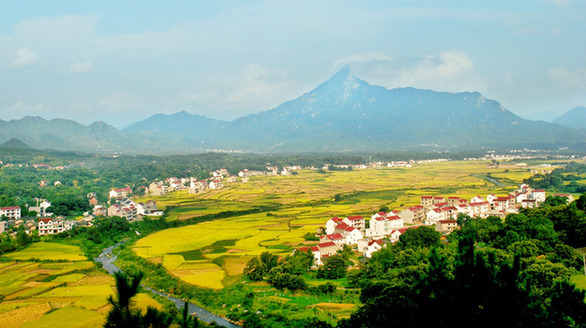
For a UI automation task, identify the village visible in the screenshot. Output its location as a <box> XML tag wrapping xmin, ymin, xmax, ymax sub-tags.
<box><xmin>0</xmin><ymin>162</ymin><xmax>573</xmax><ymax>244</ymax></box>
<box><xmin>297</xmin><ymin>184</ymin><xmax>575</xmax><ymax>266</ymax></box>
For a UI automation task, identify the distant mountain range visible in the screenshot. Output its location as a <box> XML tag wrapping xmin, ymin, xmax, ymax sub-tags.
<box><xmin>1</xmin><ymin>67</ymin><xmax>585</xmax><ymax>153</ymax></box>
<box><xmin>0</xmin><ymin>138</ymin><xmax>31</xmax><ymax>149</ymax></box>
<box><xmin>554</xmin><ymin>106</ymin><xmax>586</xmax><ymax>130</ymax></box>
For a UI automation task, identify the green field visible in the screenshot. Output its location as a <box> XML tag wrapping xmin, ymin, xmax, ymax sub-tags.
<box><xmin>0</xmin><ymin>243</ymin><xmax>162</xmax><ymax>328</ymax></box>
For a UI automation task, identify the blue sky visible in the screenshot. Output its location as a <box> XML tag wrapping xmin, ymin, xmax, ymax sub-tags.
<box><xmin>1</xmin><ymin>1</ymin><xmax>585</xmax><ymax>127</ymax></box>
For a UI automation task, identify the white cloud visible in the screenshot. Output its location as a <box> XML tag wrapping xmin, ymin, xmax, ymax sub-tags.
<box><xmin>70</xmin><ymin>60</ymin><xmax>93</xmax><ymax>73</ymax></box>
<box><xmin>342</xmin><ymin>51</ymin><xmax>484</xmax><ymax>93</ymax></box>
<box><xmin>11</xmin><ymin>48</ymin><xmax>38</xmax><ymax>67</ymax></box>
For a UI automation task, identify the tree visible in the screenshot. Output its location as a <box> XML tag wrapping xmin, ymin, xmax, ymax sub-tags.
<box><xmin>16</xmin><ymin>225</ymin><xmax>31</xmax><ymax>247</ymax></box>
<box><xmin>397</xmin><ymin>226</ymin><xmax>441</xmax><ymax>249</ymax></box>
<box><xmin>104</xmin><ymin>271</ymin><xmax>171</xmax><ymax>328</ymax></box>
<box><xmin>244</xmin><ymin>252</ymin><xmax>279</xmax><ymax>281</ymax></box>
<box><xmin>317</xmin><ymin>255</ymin><xmax>347</xmax><ymax>279</ymax></box>
<box><xmin>544</xmin><ymin>196</ymin><xmax>568</xmax><ymax>207</ymax></box>
<box><xmin>180</xmin><ymin>301</ymin><xmax>199</xmax><ymax>328</ymax></box>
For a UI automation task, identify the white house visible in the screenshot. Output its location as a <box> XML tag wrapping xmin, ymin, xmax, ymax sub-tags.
<box><xmin>426</xmin><ymin>208</ymin><xmax>444</xmax><ymax>225</ymax></box>
<box><xmin>531</xmin><ymin>189</ymin><xmax>546</xmax><ymax>203</ymax></box>
<box><xmin>470</xmin><ymin>201</ymin><xmax>490</xmax><ymax>218</ymax></box>
<box><xmin>343</xmin><ymin>227</ymin><xmax>363</xmax><ymax>245</ymax></box>
<box><xmin>321</xmin><ymin>233</ymin><xmax>345</xmax><ymax>247</ymax></box>
<box><xmin>109</xmin><ymin>187</ymin><xmax>132</xmax><ymax>200</ymax></box>
<box><xmin>470</xmin><ymin>195</ymin><xmax>485</xmax><ymax>203</ymax></box>
<box><xmin>364</xmin><ymin>240</ymin><xmax>384</xmax><ymax>258</ymax></box>
<box><xmin>343</xmin><ymin>216</ymin><xmax>365</xmax><ymax>231</ymax></box>
<box><xmin>389</xmin><ymin>230</ymin><xmax>402</xmax><ymax>243</ymax></box>
<box><xmin>38</xmin><ymin>217</ymin><xmax>65</xmax><ymax>235</ymax></box>
<box><xmin>386</xmin><ymin>215</ymin><xmax>404</xmax><ymax>230</ymax></box>
<box><xmin>297</xmin><ymin>246</ymin><xmax>322</xmax><ymax>266</ymax></box>
<box><xmin>325</xmin><ymin>217</ymin><xmax>344</xmax><ymax>235</ymax></box>
<box><xmin>0</xmin><ymin>206</ymin><xmax>21</xmax><ymax>219</ymax></box>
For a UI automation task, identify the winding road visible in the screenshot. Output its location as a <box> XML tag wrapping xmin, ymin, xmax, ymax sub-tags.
<box><xmin>95</xmin><ymin>241</ymin><xmax>240</xmax><ymax>328</ymax></box>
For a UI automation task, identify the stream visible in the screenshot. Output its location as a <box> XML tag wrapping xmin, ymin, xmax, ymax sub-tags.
<box><xmin>95</xmin><ymin>241</ymin><xmax>240</xmax><ymax>328</ymax></box>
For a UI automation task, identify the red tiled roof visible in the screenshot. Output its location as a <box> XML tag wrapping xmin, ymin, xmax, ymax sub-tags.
<box><xmin>387</xmin><ymin>215</ymin><xmax>401</xmax><ymax>221</ymax></box>
<box><xmin>347</xmin><ymin>216</ymin><xmax>364</xmax><ymax>221</ymax></box>
<box><xmin>534</xmin><ymin>189</ymin><xmax>545</xmax><ymax>192</ymax></box>
<box><xmin>439</xmin><ymin>219</ymin><xmax>457</xmax><ymax>224</ymax></box>
<box><xmin>345</xmin><ymin>226</ymin><xmax>356</xmax><ymax>232</ymax></box>
<box><xmin>433</xmin><ymin>196</ymin><xmax>445</xmax><ymax>199</ymax></box>
<box><xmin>448</xmin><ymin>197</ymin><xmax>460</xmax><ymax>199</ymax></box>
<box><xmin>434</xmin><ymin>202</ymin><xmax>448</xmax><ymax>207</ymax></box>
<box><xmin>319</xmin><ymin>241</ymin><xmax>336</xmax><ymax>248</ymax></box>
<box><xmin>311</xmin><ymin>246</ymin><xmax>319</xmax><ymax>252</ymax></box>
<box><xmin>1</xmin><ymin>206</ymin><xmax>20</xmax><ymax>210</ymax></box>
<box><xmin>39</xmin><ymin>217</ymin><xmax>53</xmax><ymax>223</ymax></box>
<box><xmin>368</xmin><ymin>239</ymin><xmax>384</xmax><ymax>246</ymax></box>
<box><xmin>470</xmin><ymin>202</ymin><xmax>489</xmax><ymax>206</ymax></box>
<box><xmin>421</xmin><ymin>196</ymin><xmax>433</xmax><ymax>199</ymax></box>
<box><xmin>327</xmin><ymin>233</ymin><xmax>344</xmax><ymax>240</ymax></box>
<box><xmin>409</xmin><ymin>205</ymin><xmax>423</xmax><ymax>210</ymax></box>
<box><xmin>330</xmin><ymin>217</ymin><xmax>343</xmax><ymax>223</ymax></box>
<box><xmin>336</xmin><ymin>222</ymin><xmax>350</xmax><ymax>230</ymax></box>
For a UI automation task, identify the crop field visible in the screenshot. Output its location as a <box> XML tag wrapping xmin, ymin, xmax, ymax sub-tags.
<box><xmin>4</xmin><ymin>242</ymin><xmax>87</xmax><ymax>261</ymax></box>
<box><xmin>0</xmin><ymin>243</ymin><xmax>162</xmax><ymax>328</ymax></box>
<box><xmin>134</xmin><ymin>160</ymin><xmax>540</xmax><ymax>292</ymax></box>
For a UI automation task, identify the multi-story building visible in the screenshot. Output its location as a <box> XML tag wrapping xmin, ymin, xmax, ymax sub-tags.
<box><xmin>0</xmin><ymin>206</ymin><xmax>21</xmax><ymax>219</ymax></box>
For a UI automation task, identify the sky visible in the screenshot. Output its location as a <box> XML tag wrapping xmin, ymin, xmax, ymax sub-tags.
<box><xmin>1</xmin><ymin>1</ymin><xmax>585</xmax><ymax>127</ymax></box>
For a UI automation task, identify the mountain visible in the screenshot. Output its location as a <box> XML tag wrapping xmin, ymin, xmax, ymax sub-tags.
<box><xmin>554</xmin><ymin>106</ymin><xmax>586</xmax><ymax>130</ymax></box>
<box><xmin>224</xmin><ymin>67</ymin><xmax>584</xmax><ymax>151</ymax></box>
<box><xmin>1</xmin><ymin>68</ymin><xmax>584</xmax><ymax>153</ymax></box>
<box><xmin>0</xmin><ymin>138</ymin><xmax>31</xmax><ymax>149</ymax></box>
<box><xmin>0</xmin><ymin>116</ymin><xmax>128</xmax><ymax>152</ymax></box>
<box><xmin>124</xmin><ymin>111</ymin><xmax>226</xmax><ymax>149</ymax></box>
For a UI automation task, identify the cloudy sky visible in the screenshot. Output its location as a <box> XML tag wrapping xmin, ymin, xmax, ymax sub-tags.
<box><xmin>1</xmin><ymin>1</ymin><xmax>585</xmax><ymax>127</ymax></box>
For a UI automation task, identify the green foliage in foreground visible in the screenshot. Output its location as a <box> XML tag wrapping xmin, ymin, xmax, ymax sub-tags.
<box><xmin>340</xmin><ymin>194</ymin><xmax>586</xmax><ymax>328</ymax></box>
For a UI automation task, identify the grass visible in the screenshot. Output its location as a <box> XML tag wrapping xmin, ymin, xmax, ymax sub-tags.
<box><xmin>3</xmin><ymin>242</ymin><xmax>86</xmax><ymax>261</ymax></box>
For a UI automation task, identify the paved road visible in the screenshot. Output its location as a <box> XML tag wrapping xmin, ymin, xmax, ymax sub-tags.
<box><xmin>95</xmin><ymin>241</ymin><xmax>240</xmax><ymax>328</ymax></box>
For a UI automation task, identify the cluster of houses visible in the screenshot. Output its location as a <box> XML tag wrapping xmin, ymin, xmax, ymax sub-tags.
<box><xmin>99</xmin><ymin>187</ymin><xmax>163</xmax><ymax>221</ymax></box>
<box><xmin>0</xmin><ymin>205</ymin><xmax>76</xmax><ymax>236</ymax></box>
<box><xmin>297</xmin><ymin>184</ymin><xmax>562</xmax><ymax>265</ymax></box>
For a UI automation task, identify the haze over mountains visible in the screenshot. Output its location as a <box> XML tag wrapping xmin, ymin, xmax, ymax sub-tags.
<box><xmin>2</xmin><ymin>68</ymin><xmax>585</xmax><ymax>154</ymax></box>
<box><xmin>554</xmin><ymin>106</ymin><xmax>586</xmax><ymax>131</ymax></box>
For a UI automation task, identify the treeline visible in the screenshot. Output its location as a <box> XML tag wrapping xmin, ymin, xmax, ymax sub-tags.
<box><xmin>524</xmin><ymin>162</ymin><xmax>586</xmax><ymax>193</ymax></box>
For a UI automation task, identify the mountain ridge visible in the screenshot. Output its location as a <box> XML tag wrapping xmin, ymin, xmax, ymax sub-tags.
<box><xmin>554</xmin><ymin>106</ymin><xmax>586</xmax><ymax>130</ymax></box>
<box><xmin>1</xmin><ymin>69</ymin><xmax>585</xmax><ymax>153</ymax></box>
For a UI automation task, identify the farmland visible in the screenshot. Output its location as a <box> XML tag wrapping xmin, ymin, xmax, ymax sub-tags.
<box><xmin>130</xmin><ymin>160</ymin><xmax>545</xmax><ymax>321</ymax></box>
<box><xmin>0</xmin><ymin>242</ymin><xmax>162</xmax><ymax>328</ymax></box>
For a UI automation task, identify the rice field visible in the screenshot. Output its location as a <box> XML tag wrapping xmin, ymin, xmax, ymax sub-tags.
<box><xmin>0</xmin><ymin>243</ymin><xmax>162</xmax><ymax>328</ymax></box>
<box><xmin>4</xmin><ymin>242</ymin><xmax>86</xmax><ymax>261</ymax></box>
<box><xmin>134</xmin><ymin>160</ymin><xmax>538</xmax><ymax>289</ymax></box>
